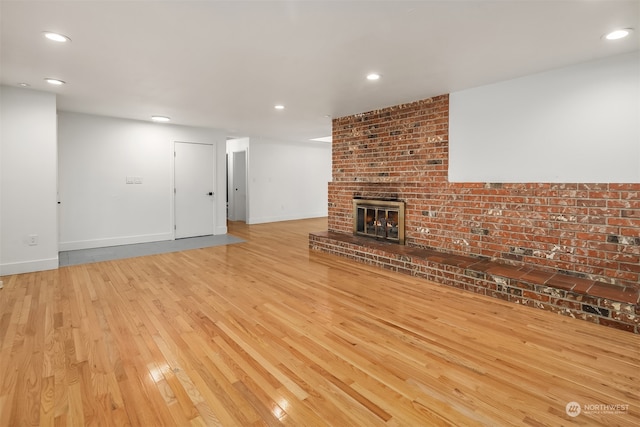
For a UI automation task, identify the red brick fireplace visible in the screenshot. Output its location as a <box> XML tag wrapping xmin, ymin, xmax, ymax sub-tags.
<box><xmin>310</xmin><ymin>94</ymin><xmax>640</xmax><ymax>333</ymax></box>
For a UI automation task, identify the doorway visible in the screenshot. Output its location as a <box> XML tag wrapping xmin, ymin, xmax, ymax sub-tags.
<box><xmin>230</xmin><ymin>150</ymin><xmax>247</xmax><ymax>222</ymax></box>
<box><xmin>174</xmin><ymin>142</ymin><xmax>215</xmax><ymax>238</ymax></box>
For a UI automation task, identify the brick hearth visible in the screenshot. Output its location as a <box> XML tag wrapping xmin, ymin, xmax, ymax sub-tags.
<box><xmin>310</xmin><ymin>231</ymin><xmax>639</xmax><ymax>333</ymax></box>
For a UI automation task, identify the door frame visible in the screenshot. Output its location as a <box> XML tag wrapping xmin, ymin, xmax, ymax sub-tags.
<box><xmin>227</xmin><ymin>148</ymin><xmax>248</xmax><ymax>222</ymax></box>
<box><xmin>232</xmin><ymin>150</ymin><xmax>247</xmax><ymax>222</ymax></box>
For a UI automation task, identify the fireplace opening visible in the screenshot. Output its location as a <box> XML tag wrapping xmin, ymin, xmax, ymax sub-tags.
<box><xmin>353</xmin><ymin>199</ymin><xmax>405</xmax><ymax>244</ymax></box>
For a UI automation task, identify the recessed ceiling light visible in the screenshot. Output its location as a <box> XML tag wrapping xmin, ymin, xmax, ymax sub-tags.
<box><xmin>45</xmin><ymin>78</ymin><xmax>65</xmax><ymax>85</ymax></box>
<box><xmin>366</xmin><ymin>73</ymin><xmax>381</xmax><ymax>81</ymax></box>
<box><xmin>43</xmin><ymin>32</ymin><xmax>71</xmax><ymax>43</ymax></box>
<box><xmin>603</xmin><ymin>28</ymin><xmax>633</xmax><ymax>40</ymax></box>
<box><xmin>18</xmin><ymin>82</ymin><xmax>30</xmax><ymax>87</ymax></box>
<box><xmin>274</xmin><ymin>105</ymin><xmax>285</xmax><ymax>110</ymax></box>
<box><xmin>151</xmin><ymin>116</ymin><xmax>171</xmax><ymax>122</ymax></box>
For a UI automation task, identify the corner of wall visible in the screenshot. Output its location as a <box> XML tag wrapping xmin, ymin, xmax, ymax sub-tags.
<box><xmin>1</xmin><ymin>86</ymin><xmax>59</xmax><ymax>276</ymax></box>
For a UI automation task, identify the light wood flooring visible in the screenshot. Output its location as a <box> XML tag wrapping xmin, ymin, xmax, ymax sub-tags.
<box><xmin>0</xmin><ymin>218</ymin><xmax>638</xmax><ymax>426</ymax></box>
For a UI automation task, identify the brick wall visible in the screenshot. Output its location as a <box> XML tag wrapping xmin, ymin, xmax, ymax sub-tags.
<box><xmin>328</xmin><ymin>95</ymin><xmax>640</xmax><ymax>288</ymax></box>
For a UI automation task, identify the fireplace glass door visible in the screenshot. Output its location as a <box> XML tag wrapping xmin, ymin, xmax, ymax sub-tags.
<box><xmin>353</xmin><ymin>199</ymin><xmax>405</xmax><ymax>244</ymax></box>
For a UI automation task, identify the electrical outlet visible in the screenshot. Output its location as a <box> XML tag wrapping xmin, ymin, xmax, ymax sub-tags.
<box><xmin>28</xmin><ymin>234</ymin><xmax>38</xmax><ymax>246</ymax></box>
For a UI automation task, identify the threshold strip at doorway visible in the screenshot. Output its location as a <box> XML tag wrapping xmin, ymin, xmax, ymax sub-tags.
<box><xmin>59</xmin><ymin>234</ymin><xmax>245</xmax><ymax>267</ymax></box>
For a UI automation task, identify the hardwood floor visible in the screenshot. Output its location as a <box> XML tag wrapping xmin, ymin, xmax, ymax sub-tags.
<box><xmin>1</xmin><ymin>218</ymin><xmax>638</xmax><ymax>426</ymax></box>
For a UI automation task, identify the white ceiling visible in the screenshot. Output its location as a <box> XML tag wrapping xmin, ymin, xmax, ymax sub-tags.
<box><xmin>1</xmin><ymin>0</ymin><xmax>638</xmax><ymax>142</ymax></box>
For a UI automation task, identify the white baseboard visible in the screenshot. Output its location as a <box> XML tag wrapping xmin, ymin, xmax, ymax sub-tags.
<box><xmin>59</xmin><ymin>232</ymin><xmax>174</xmax><ymax>251</ymax></box>
<box><xmin>247</xmin><ymin>211</ymin><xmax>327</xmax><ymax>225</ymax></box>
<box><xmin>0</xmin><ymin>257</ymin><xmax>59</xmax><ymax>276</ymax></box>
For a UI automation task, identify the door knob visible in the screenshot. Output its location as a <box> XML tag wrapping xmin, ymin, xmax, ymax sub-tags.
<box><xmin>207</xmin><ymin>192</ymin><xmax>213</xmax><ymax>196</ymax></box>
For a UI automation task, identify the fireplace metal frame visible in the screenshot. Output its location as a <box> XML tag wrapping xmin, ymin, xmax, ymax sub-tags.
<box><xmin>352</xmin><ymin>199</ymin><xmax>405</xmax><ymax>244</ymax></box>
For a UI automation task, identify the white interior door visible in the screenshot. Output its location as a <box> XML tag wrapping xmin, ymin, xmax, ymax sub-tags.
<box><xmin>232</xmin><ymin>150</ymin><xmax>247</xmax><ymax>222</ymax></box>
<box><xmin>175</xmin><ymin>142</ymin><xmax>214</xmax><ymax>238</ymax></box>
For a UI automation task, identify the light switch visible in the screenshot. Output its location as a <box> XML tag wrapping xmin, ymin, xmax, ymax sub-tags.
<box><xmin>28</xmin><ymin>234</ymin><xmax>38</xmax><ymax>246</ymax></box>
<box><xmin>134</xmin><ymin>176</ymin><xmax>143</xmax><ymax>184</ymax></box>
<box><xmin>126</xmin><ymin>176</ymin><xmax>134</xmax><ymax>184</ymax></box>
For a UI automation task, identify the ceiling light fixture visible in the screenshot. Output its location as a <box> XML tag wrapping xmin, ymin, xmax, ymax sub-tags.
<box><xmin>43</xmin><ymin>31</ymin><xmax>71</xmax><ymax>42</ymax></box>
<box><xmin>274</xmin><ymin>105</ymin><xmax>285</xmax><ymax>110</ymax></box>
<box><xmin>18</xmin><ymin>82</ymin><xmax>30</xmax><ymax>87</ymax></box>
<box><xmin>151</xmin><ymin>116</ymin><xmax>171</xmax><ymax>122</ymax></box>
<box><xmin>366</xmin><ymin>73</ymin><xmax>381</xmax><ymax>81</ymax></box>
<box><xmin>45</xmin><ymin>78</ymin><xmax>65</xmax><ymax>85</ymax></box>
<box><xmin>603</xmin><ymin>28</ymin><xmax>633</xmax><ymax>40</ymax></box>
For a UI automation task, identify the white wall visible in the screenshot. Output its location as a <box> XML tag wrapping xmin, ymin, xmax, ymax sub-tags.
<box><xmin>58</xmin><ymin>112</ymin><xmax>227</xmax><ymax>250</ymax></box>
<box><xmin>0</xmin><ymin>86</ymin><xmax>58</xmax><ymax>275</ymax></box>
<box><xmin>449</xmin><ymin>52</ymin><xmax>639</xmax><ymax>183</ymax></box>
<box><xmin>240</xmin><ymin>137</ymin><xmax>331</xmax><ymax>224</ymax></box>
